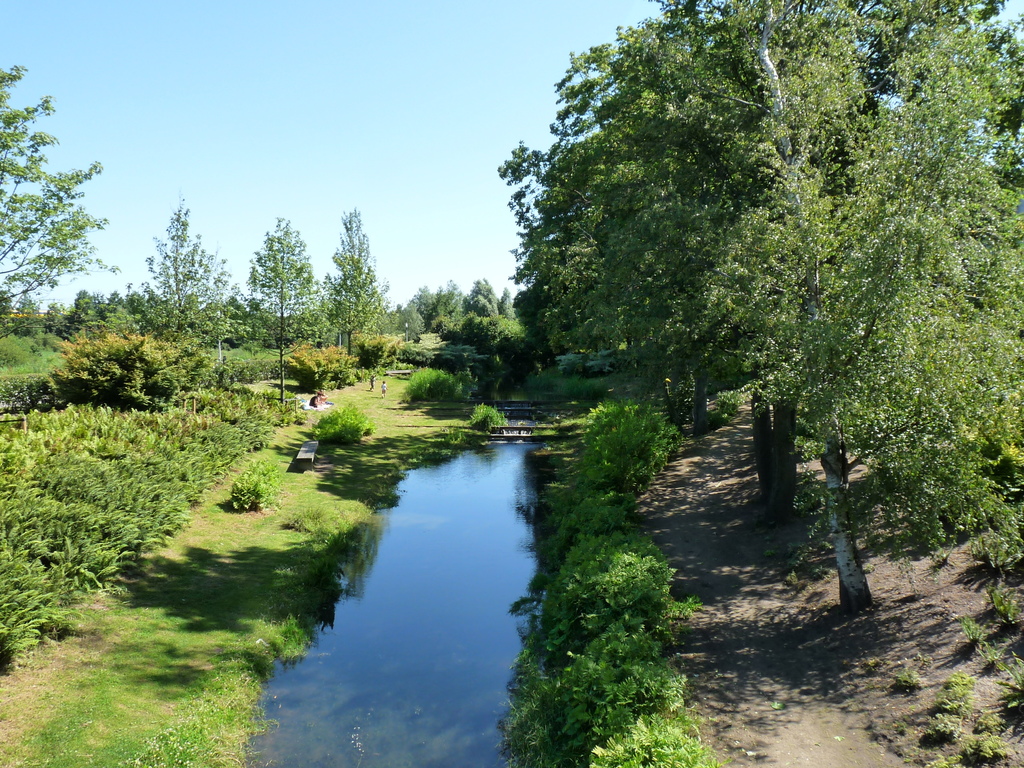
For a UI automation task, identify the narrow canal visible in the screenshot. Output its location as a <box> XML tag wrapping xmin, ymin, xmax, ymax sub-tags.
<box><xmin>248</xmin><ymin>443</ymin><xmax>541</xmax><ymax>768</ymax></box>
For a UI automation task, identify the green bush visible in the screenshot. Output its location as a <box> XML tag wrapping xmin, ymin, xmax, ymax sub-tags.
<box><xmin>287</xmin><ymin>345</ymin><xmax>358</xmax><ymax>391</ymax></box>
<box><xmin>960</xmin><ymin>734</ymin><xmax>1011</xmax><ymax>764</ymax></box>
<box><xmin>891</xmin><ymin>668</ymin><xmax>922</xmax><ymax>692</ymax></box>
<box><xmin>0</xmin><ymin>374</ymin><xmax>59</xmax><ymax>412</ymax></box>
<box><xmin>468</xmin><ymin>404</ymin><xmax>508</xmax><ymax>432</ymax></box>
<box><xmin>52</xmin><ymin>332</ymin><xmax>210</xmax><ymax>411</ymax></box>
<box><xmin>230</xmin><ymin>459</ymin><xmax>282</xmax><ymax>512</ymax></box>
<box><xmin>405</xmin><ymin>368</ymin><xmax>472</xmax><ymax>401</ymax></box>
<box><xmin>579</xmin><ymin>401</ymin><xmax>679</xmax><ymax>494</ymax></box>
<box><xmin>987</xmin><ymin>584</ymin><xmax>1021</xmax><ymax>627</ymax></box>
<box><xmin>313</xmin><ymin>405</ymin><xmax>375</xmax><ymax>443</ymax></box>
<box><xmin>708</xmin><ymin>388</ymin><xmax>743</xmax><ymax>431</ymax></box>
<box><xmin>936</xmin><ymin>672</ymin><xmax>976</xmax><ymax>717</ymax></box>
<box><xmin>997</xmin><ymin>656</ymin><xmax>1024</xmax><ymax>710</ymax></box>
<box><xmin>923</xmin><ymin>713</ymin><xmax>963</xmax><ymax>744</ymax></box>
<box><xmin>353</xmin><ymin>335</ymin><xmax>402</xmax><ymax>370</ymax></box>
<box><xmin>590</xmin><ymin>715</ymin><xmax>718</xmax><ymax>768</ymax></box>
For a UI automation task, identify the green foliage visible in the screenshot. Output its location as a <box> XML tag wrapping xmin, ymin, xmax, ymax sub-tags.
<box><xmin>503</xmin><ymin>399</ymin><xmax>693</xmax><ymax>768</ymax></box>
<box><xmin>707</xmin><ymin>388</ymin><xmax>742</xmax><ymax>431</ymax></box>
<box><xmin>0</xmin><ymin>66</ymin><xmax>106</xmax><ymax>322</ymax></box>
<box><xmin>313</xmin><ymin>405</ymin><xmax>375</xmax><ymax>443</ymax></box>
<box><xmin>959</xmin><ymin>616</ymin><xmax>989</xmax><ymax>647</ymax></box>
<box><xmin>578</xmin><ymin>401</ymin><xmax>679</xmax><ymax>494</ymax></box>
<box><xmin>556</xmin><ymin>351</ymin><xmax>617</xmax><ymax>377</ymax></box>
<box><xmin>0</xmin><ymin>335</ymin><xmax>34</xmax><ymax>368</ymax></box>
<box><xmin>959</xmin><ymin>734</ymin><xmax>1011</xmax><ymax>764</ymax></box>
<box><xmin>51</xmin><ymin>332</ymin><xmax>210</xmax><ymax>411</ymax></box>
<box><xmin>996</xmin><ymin>656</ymin><xmax>1024</xmax><ymax>711</ymax></box>
<box><xmin>973</xmin><ymin>711</ymin><xmax>1006</xmax><ymax>736</ymax></box>
<box><xmin>287</xmin><ymin>345</ymin><xmax>358</xmax><ymax>391</ymax></box>
<box><xmin>986</xmin><ymin>584</ymin><xmax>1021</xmax><ymax>627</ymax></box>
<box><xmin>404</xmin><ymin>368</ymin><xmax>472</xmax><ymax>401</ymax></box>
<box><xmin>522</xmin><ymin>369</ymin><xmax>610</xmax><ymax>401</ymax></box>
<box><xmin>936</xmin><ymin>672</ymin><xmax>976</xmax><ymax>718</ymax></box>
<box><xmin>230</xmin><ymin>459</ymin><xmax>281</xmax><ymax>512</ymax></box>
<box><xmin>0</xmin><ymin>399</ymin><xmax>278</xmax><ymax>661</ymax></box>
<box><xmin>970</xmin><ymin>529</ymin><xmax>1024</xmax><ymax>572</ymax></box>
<box><xmin>590</xmin><ymin>715</ymin><xmax>718</xmax><ymax>768</ymax></box>
<box><xmin>891</xmin><ymin>668</ymin><xmax>922</xmax><ymax>693</ymax></box>
<box><xmin>324</xmin><ymin>210</ymin><xmax>388</xmax><ymax>343</ymax></box>
<box><xmin>468</xmin><ymin>404</ymin><xmax>508</xmax><ymax>432</ymax></box>
<box><xmin>923</xmin><ymin>713</ymin><xmax>964</xmax><ymax>745</ymax></box>
<box><xmin>353</xmin><ymin>334</ymin><xmax>401</xmax><ymax>370</ymax></box>
<box><xmin>204</xmin><ymin>358</ymin><xmax>280</xmax><ymax>388</ymax></box>
<box><xmin>0</xmin><ymin>374</ymin><xmax>58</xmax><ymax>412</ymax></box>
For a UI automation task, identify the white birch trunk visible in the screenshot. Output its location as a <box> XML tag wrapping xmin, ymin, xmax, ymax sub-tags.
<box><xmin>822</xmin><ymin>437</ymin><xmax>872</xmax><ymax>613</ymax></box>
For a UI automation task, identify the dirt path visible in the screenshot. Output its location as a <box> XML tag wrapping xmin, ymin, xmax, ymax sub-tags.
<box><xmin>639</xmin><ymin>410</ymin><xmax>906</xmax><ymax>768</ymax></box>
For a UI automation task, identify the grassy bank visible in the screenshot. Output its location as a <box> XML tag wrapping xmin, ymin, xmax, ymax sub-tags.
<box><xmin>0</xmin><ymin>376</ymin><xmax>472</xmax><ymax>768</ymax></box>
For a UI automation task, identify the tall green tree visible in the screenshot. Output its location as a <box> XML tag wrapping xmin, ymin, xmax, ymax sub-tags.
<box><xmin>143</xmin><ymin>199</ymin><xmax>231</xmax><ymax>345</ymax></box>
<box><xmin>505</xmin><ymin>0</ymin><xmax>1024</xmax><ymax>613</ymax></box>
<box><xmin>465</xmin><ymin>278</ymin><xmax>500</xmax><ymax>317</ymax></box>
<box><xmin>0</xmin><ymin>66</ymin><xmax>107</xmax><ymax>337</ymax></box>
<box><xmin>324</xmin><ymin>210</ymin><xmax>388</xmax><ymax>351</ymax></box>
<box><xmin>247</xmin><ymin>219</ymin><xmax>319</xmax><ymax>402</ymax></box>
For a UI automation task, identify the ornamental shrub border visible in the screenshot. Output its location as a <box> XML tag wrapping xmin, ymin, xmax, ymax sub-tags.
<box><xmin>0</xmin><ymin>374</ymin><xmax>60</xmax><ymax>413</ymax></box>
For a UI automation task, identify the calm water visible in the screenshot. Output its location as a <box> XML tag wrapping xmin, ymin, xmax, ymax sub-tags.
<box><xmin>248</xmin><ymin>443</ymin><xmax>540</xmax><ymax>768</ymax></box>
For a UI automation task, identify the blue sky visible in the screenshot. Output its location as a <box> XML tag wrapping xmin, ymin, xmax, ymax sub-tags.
<box><xmin>7</xmin><ymin>0</ymin><xmax>1023</xmax><ymax>308</ymax></box>
<box><xmin>7</xmin><ymin>0</ymin><xmax>656</xmax><ymax>307</ymax></box>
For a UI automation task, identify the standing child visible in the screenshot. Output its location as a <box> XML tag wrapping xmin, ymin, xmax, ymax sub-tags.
<box><xmin>380</xmin><ymin>381</ymin><xmax>387</xmax><ymax>399</ymax></box>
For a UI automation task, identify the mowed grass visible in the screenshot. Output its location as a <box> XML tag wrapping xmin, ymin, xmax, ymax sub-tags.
<box><xmin>0</xmin><ymin>375</ymin><xmax>472</xmax><ymax>768</ymax></box>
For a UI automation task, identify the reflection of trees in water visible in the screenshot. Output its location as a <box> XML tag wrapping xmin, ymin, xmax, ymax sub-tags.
<box><xmin>313</xmin><ymin>517</ymin><xmax>385</xmax><ymax>630</ymax></box>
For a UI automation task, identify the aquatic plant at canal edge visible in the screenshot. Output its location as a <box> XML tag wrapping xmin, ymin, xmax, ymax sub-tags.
<box><xmin>502</xmin><ymin>403</ymin><xmax>714</xmax><ymax>768</ymax></box>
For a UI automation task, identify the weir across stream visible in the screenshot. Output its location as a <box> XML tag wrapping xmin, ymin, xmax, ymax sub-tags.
<box><xmin>248</xmin><ymin>442</ymin><xmax>542</xmax><ymax>768</ymax></box>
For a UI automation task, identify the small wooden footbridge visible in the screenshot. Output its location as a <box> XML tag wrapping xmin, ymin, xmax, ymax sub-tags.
<box><xmin>480</xmin><ymin>400</ymin><xmax>543</xmax><ymax>443</ymax></box>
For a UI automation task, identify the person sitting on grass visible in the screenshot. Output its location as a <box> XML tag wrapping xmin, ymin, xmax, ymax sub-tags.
<box><xmin>310</xmin><ymin>390</ymin><xmax>332</xmax><ymax>409</ymax></box>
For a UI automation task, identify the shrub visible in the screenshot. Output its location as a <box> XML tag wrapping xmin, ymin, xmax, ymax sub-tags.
<box><xmin>973</xmin><ymin>711</ymin><xmax>1006</xmax><ymax>736</ymax></box>
<box><xmin>313</xmin><ymin>405</ymin><xmax>375</xmax><ymax>443</ymax></box>
<box><xmin>708</xmin><ymin>388</ymin><xmax>743</xmax><ymax>430</ymax></box>
<box><xmin>203</xmin><ymin>358</ymin><xmax>280</xmax><ymax>388</ymax></box>
<box><xmin>287</xmin><ymin>345</ymin><xmax>358</xmax><ymax>391</ymax></box>
<box><xmin>987</xmin><ymin>584</ymin><xmax>1021</xmax><ymax>627</ymax></box>
<box><xmin>959</xmin><ymin>616</ymin><xmax>988</xmax><ymax>646</ymax></box>
<box><xmin>590</xmin><ymin>715</ymin><xmax>718</xmax><ymax>768</ymax></box>
<box><xmin>997</xmin><ymin>656</ymin><xmax>1024</xmax><ymax>711</ymax></box>
<box><xmin>936</xmin><ymin>672</ymin><xmax>976</xmax><ymax>717</ymax></box>
<box><xmin>960</xmin><ymin>735</ymin><xmax>1011</xmax><ymax>764</ymax></box>
<box><xmin>468</xmin><ymin>404</ymin><xmax>507</xmax><ymax>432</ymax></box>
<box><xmin>353</xmin><ymin>335</ymin><xmax>402</xmax><ymax>370</ymax></box>
<box><xmin>0</xmin><ymin>374</ymin><xmax>59</xmax><ymax>412</ymax></box>
<box><xmin>892</xmin><ymin>668</ymin><xmax>922</xmax><ymax>692</ymax></box>
<box><xmin>578</xmin><ymin>401</ymin><xmax>679</xmax><ymax>495</ymax></box>
<box><xmin>405</xmin><ymin>368</ymin><xmax>472</xmax><ymax>401</ymax></box>
<box><xmin>230</xmin><ymin>459</ymin><xmax>281</xmax><ymax>512</ymax></box>
<box><xmin>923</xmin><ymin>713</ymin><xmax>964</xmax><ymax>744</ymax></box>
<box><xmin>52</xmin><ymin>332</ymin><xmax>210</xmax><ymax>411</ymax></box>
<box><xmin>969</xmin><ymin>530</ymin><xmax>1024</xmax><ymax>572</ymax></box>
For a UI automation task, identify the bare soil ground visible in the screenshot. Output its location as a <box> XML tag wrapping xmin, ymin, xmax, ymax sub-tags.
<box><xmin>639</xmin><ymin>408</ymin><xmax>1024</xmax><ymax>767</ymax></box>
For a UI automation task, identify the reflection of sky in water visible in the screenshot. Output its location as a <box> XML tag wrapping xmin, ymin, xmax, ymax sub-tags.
<box><xmin>249</xmin><ymin>444</ymin><xmax>538</xmax><ymax>768</ymax></box>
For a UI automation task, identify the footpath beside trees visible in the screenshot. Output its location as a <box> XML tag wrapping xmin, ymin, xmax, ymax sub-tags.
<box><xmin>504</xmin><ymin>0</ymin><xmax>1024</xmax><ymax>613</ymax></box>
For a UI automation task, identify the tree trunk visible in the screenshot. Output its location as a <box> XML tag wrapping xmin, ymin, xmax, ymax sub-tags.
<box><xmin>751</xmin><ymin>392</ymin><xmax>774</xmax><ymax>501</ymax></box>
<box><xmin>822</xmin><ymin>434</ymin><xmax>872</xmax><ymax>613</ymax></box>
<box><xmin>765</xmin><ymin>401</ymin><xmax>797</xmax><ymax>523</ymax></box>
<box><xmin>692</xmin><ymin>370</ymin><xmax>709</xmax><ymax>437</ymax></box>
<box><xmin>279</xmin><ymin>347</ymin><xmax>286</xmax><ymax>404</ymax></box>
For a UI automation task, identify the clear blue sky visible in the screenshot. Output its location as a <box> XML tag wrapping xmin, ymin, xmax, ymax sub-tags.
<box><xmin>7</xmin><ymin>0</ymin><xmax>1023</xmax><ymax>308</ymax></box>
<box><xmin>7</xmin><ymin>0</ymin><xmax>656</xmax><ymax>308</ymax></box>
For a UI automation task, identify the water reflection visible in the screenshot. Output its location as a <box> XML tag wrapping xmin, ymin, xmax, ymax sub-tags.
<box><xmin>249</xmin><ymin>444</ymin><xmax>539</xmax><ymax>768</ymax></box>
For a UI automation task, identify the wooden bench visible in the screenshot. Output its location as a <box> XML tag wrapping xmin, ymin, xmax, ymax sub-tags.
<box><xmin>295</xmin><ymin>440</ymin><xmax>318</xmax><ymax>467</ymax></box>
